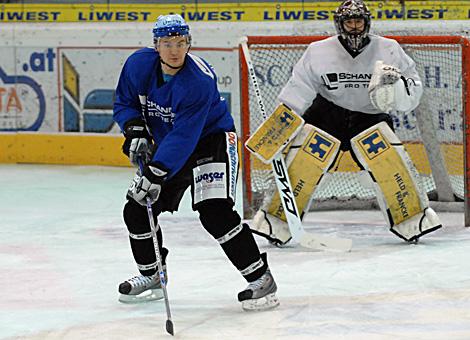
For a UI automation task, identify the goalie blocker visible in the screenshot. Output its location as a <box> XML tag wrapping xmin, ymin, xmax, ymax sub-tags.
<box><xmin>245</xmin><ymin>103</ymin><xmax>304</xmax><ymax>164</ymax></box>
<box><xmin>252</xmin><ymin>121</ymin><xmax>441</xmax><ymax>244</ymax></box>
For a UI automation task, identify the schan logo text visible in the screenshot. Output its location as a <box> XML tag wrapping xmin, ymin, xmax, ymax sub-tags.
<box><xmin>322</xmin><ymin>72</ymin><xmax>371</xmax><ymax>90</ymax></box>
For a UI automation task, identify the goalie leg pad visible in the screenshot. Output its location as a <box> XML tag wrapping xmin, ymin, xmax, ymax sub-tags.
<box><xmin>390</xmin><ymin>207</ymin><xmax>442</xmax><ymax>242</ymax></box>
<box><xmin>351</xmin><ymin>122</ymin><xmax>441</xmax><ymax>240</ymax></box>
<box><xmin>251</xmin><ymin>124</ymin><xmax>340</xmax><ymax>244</ymax></box>
<box><xmin>245</xmin><ymin>103</ymin><xmax>304</xmax><ymax>164</ymax></box>
<box><xmin>268</xmin><ymin>124</ymin><xmax>341</xmax><ymax>222</ymax></box>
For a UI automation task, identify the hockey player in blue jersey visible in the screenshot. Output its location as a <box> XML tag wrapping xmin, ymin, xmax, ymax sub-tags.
<box><xmin>113</xmin><ymin>14</ymin><xmax>279</xmax><ymax>311</ymax></box>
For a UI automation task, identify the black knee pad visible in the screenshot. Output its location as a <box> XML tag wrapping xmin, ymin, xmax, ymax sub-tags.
<box><xmin>123</xmin><ymin>200</ymin><xmax>151</xmax><ymax>234</ymax></box>
<box><xmin>123</xmin><ymin>200</ymin><xmax>166</xmax><ymax>274</ymax></box>
<box><xmin>198</xmin><ymin>199</ymin><xmax>241</xmax><ymax>239</ymax></box>
<box><xmin>123</xmin><ymin>200</ymin><xmax>163</xmax><ymax>239</ymax></box>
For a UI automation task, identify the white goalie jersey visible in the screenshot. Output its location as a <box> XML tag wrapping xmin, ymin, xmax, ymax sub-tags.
<box><xmin>278</xmin><ymin>34</ymin><xmax>423</xmax><ymax>115</ymax></box>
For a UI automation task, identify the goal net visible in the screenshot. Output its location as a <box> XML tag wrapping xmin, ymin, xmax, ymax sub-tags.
<box><xmin>239</xmin><ymin>35</ymin><xmax>470</xmax><ymax>223</ymax></box>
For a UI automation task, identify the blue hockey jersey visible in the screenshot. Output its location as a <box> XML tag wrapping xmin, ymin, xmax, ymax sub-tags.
<box><xmin>113</xmin><ymin>47</ymin><xmax>234</xmax><ymax>178</ymax></box>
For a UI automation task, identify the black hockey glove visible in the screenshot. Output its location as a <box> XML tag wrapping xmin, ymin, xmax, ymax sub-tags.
<box><xmin>127</xmin><ymin>163</ymin><xmax>168</xmax><ymax>206</ymax></box>
<box><xmin>122</xmin><ymin>118</ymin><xmax>153</xmax><ymax>167</ymax></box>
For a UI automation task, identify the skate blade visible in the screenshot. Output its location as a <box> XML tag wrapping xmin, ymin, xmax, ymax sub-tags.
<box><xmin>241</xmin><ymin>293</ymin><xmax>280</xmax><ymax>311</ymax></box>
<box><xmin>118</xmin><ymin>288</ymin><xmax>163</xmax><ymax>303</ymax></box>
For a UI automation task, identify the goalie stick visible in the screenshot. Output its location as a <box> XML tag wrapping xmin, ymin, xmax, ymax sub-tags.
<box><xmin>240</xmin><ymin>37</ymin><xmax>352</xmax><ymax>252</ymax></box>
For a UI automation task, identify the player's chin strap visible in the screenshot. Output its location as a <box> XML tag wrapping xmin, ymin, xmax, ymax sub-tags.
<box><xmin>160</xmin><ymin>58</ymin><xmax>184</xmax><ymax>70</ymax></box>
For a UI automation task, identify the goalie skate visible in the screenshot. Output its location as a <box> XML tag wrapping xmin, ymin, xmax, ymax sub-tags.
<box><xmin>238</xmin><ymin>268</ymin><xmax>280</xmax><ymax>311</ymax></box>
<box><xmin>118</xmin><ymin>268</ymin><xmax>166</xmax><ymax>303</ymax></box>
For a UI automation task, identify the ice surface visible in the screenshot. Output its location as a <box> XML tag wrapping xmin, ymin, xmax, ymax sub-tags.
<box><xmin>1</xmin><ymin>164</ymin><xmax>469</xmax><ymax>339</ymax></box>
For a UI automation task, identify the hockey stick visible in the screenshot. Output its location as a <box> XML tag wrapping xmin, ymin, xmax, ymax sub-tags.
<box><xmin>240</xmin><ymin>37</ymin><xmax>352</xmax><ymax>252</ymax></box>
<box><xmin>138</xmin><ymin>159</ymin><xmax>174</xmax><ymax>335</ymax></box>
<box><xmin>137</xmin><ymin>94</ymin><xmax>174</xmax><ymax>335</ymax></box>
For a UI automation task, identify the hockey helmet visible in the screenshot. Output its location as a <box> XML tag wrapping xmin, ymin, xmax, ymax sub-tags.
<box><xmin>153</xmin><ymin>14</ymin><xmax>190</xmax><ymax>41</ymax></box>
<box><xmin>334</xmin><ymin>0</ymin><xmax>371</xmax><ymax>52</ymax></box>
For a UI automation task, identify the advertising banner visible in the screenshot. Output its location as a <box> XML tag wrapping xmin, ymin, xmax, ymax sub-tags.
<box><xmin>0</xmin><ymin>46</ymin><xmax>236</xmax><ymax>134</ymax></box>
<box><xmin>1</xmin><ymin>1</ymin><xmax>469</xmax><ymax>23</ymax></box>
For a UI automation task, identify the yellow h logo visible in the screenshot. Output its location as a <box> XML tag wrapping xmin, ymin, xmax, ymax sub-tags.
<box><xmin>305</xmin><ymin>132</ymin><xmax>334</xmax><ymax>162</ymax></box>
<box><xmin>359</xmin><ymin>130</ymin><xmax>389</xmax><ymax>160</ymax></box>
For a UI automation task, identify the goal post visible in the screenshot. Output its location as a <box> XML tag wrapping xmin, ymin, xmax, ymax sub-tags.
<box><xmin>239</xmin><ymin>35</ymin><xmax>470</xmax><ymax>226</ymax></box>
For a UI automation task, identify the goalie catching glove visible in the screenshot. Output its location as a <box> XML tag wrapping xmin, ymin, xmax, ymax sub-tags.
<box><xmin>127</xmin><ymin>163</ymin><xmax>168</xmax><ymax>206</ymax></box>
<box><xmin>368</xmin><ymin>60</ymin><xmax>416</xmax><ymax>113</ymax></box>
<box><xmin>122</xmin><ymin>118</ymin><xmax>154</xmax><ymax>167</ymax></box>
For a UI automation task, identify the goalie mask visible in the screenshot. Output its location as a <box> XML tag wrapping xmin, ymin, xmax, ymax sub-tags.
<box><xmin>334</xmin><ymin>0</ymin><xmax>371</xmax><ymax>53</ymax></box>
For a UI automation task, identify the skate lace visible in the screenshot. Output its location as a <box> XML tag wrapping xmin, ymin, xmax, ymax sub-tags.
<box><xmin>246</xmin><ymin>272</ymin><xmax>268</xmax><ymax>291</ymax></box>
<box><xmin>128</xmin><ymin>275</ymin><xmax>154</xmax><ymax>288</ymax></box>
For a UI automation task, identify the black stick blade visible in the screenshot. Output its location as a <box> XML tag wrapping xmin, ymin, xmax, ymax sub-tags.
<box><xmin>166</xmin><ymin>320</ymin><xmax>174</xmax><ymax>336</ymax></box>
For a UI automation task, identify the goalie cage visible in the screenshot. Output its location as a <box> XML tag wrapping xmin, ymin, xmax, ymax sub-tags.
<box><xmin>239</xmin><ymin>35</ymin><xmax>470</xmax><ymax>226</ymax></box>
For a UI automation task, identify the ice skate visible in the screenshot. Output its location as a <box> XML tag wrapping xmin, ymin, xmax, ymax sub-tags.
<box><xmin>238</xmin><ymin>268</ymin><xmax>279</xmax><ymax>311</ymax></box>
<box><xmin>118</xmin><ymin>267</ymin><xmax>167</xmax><ymax>303</ymax></box>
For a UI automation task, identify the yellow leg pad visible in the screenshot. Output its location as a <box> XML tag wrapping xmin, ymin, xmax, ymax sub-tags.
<box><xmin>351</xmin><ymin>122</ymin><xmax>424</xmax><ymax>226</ymax></box>
<box><xmin>245</xmin><ymin>103</ymin><xmax>304</xmax><ymax>164</ymax></box>
<box><xmin>267</xmin><ymin>124</ymin><xmax>340</xmax><ymax>222</ymax></box>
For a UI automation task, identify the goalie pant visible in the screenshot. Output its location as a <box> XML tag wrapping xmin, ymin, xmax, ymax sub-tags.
<box><xmin>123</xmin><ymin>132</ymin><xmax>270</xmax><ymax>285</ymax></box>
<box><xmin>253</xmin><ymin>95</ymin><xmax>441</xmax><ymax>244</ymax></box>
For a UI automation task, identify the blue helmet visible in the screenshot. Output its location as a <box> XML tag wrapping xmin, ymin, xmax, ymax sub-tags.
<box><xmin>153</xmin><ymin>14</ymin><xmax>190</xmax><ymax>39</ymax></box>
